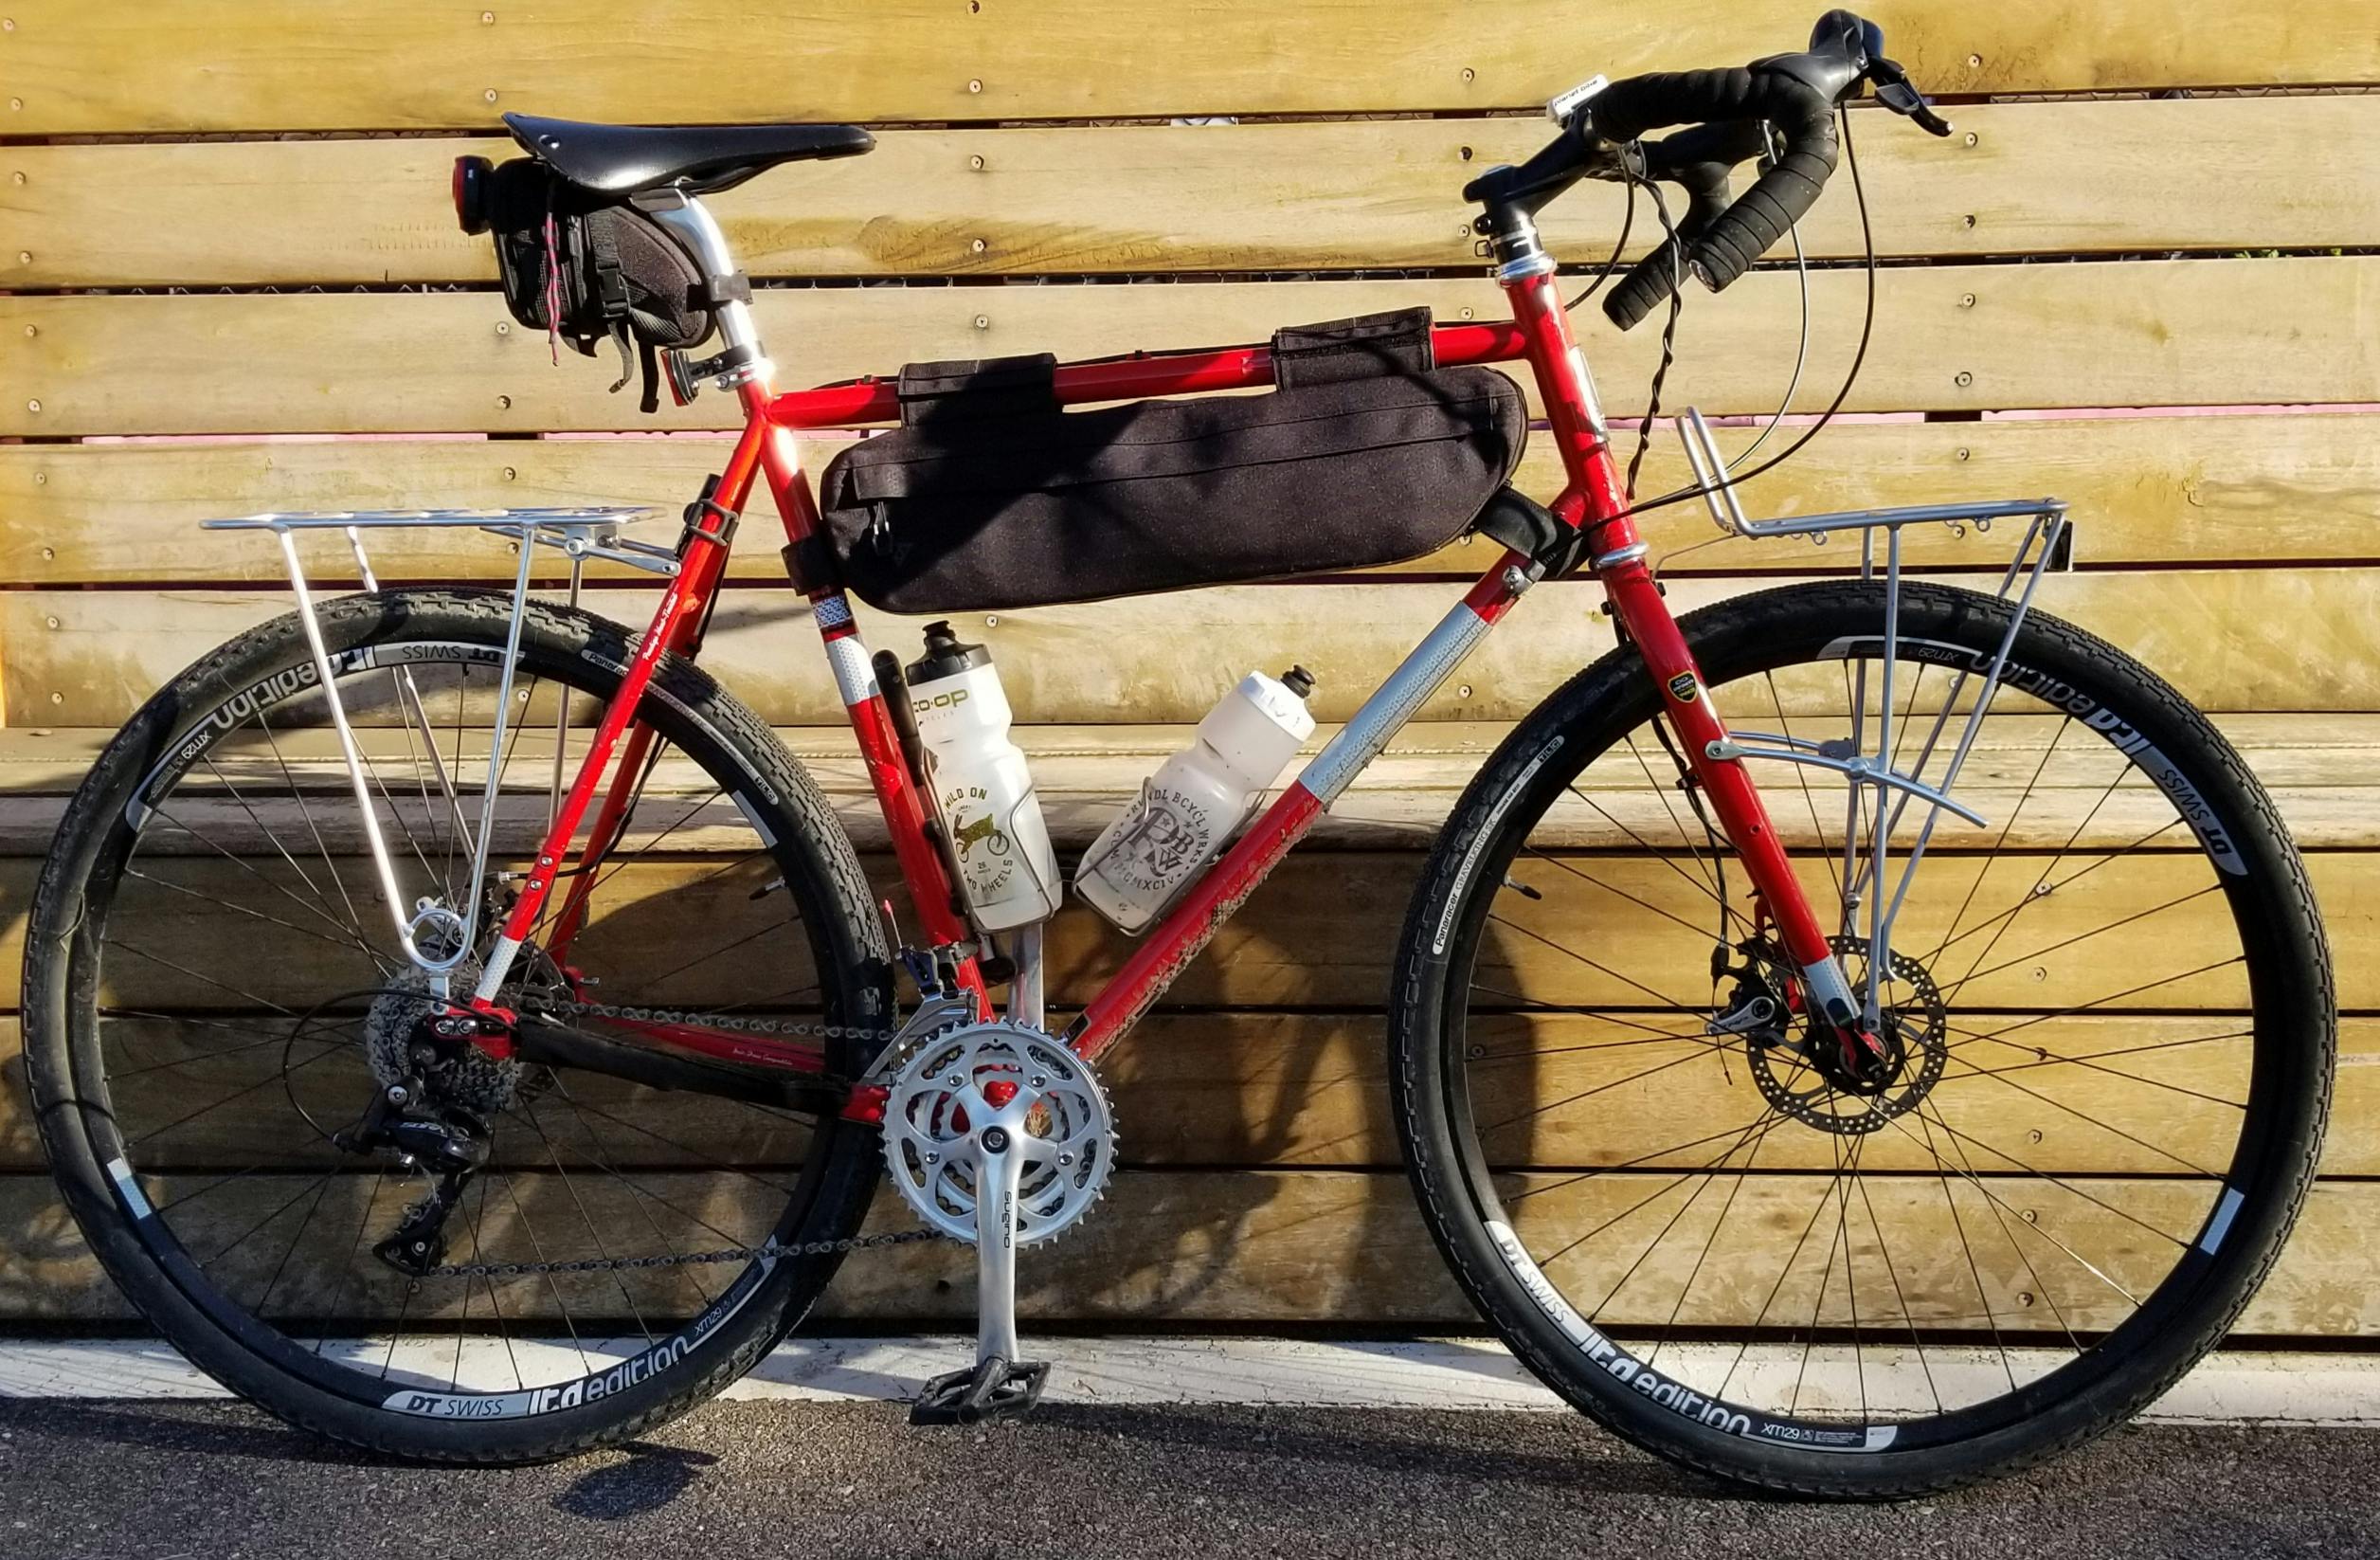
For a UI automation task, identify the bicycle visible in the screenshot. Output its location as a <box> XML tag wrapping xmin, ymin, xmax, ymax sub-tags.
<box><xmin>20</xmin><ymin>10</ymin><xmax>2332</xmax><ymax>1497</ymax></box>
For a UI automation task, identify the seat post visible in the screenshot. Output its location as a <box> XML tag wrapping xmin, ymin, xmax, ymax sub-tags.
<box><xmin>636</xmin><ymin>190</ymin><xmax>769</xmax><ymax>381</ymax></box>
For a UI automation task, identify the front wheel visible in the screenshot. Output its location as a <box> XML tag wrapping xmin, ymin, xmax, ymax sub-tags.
<box><xmin>1391</xmin><ymin>580</ymin><xmax>2331</xmax><ymax>1497</ymax></box>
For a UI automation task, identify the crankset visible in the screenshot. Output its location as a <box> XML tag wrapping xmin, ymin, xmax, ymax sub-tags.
<box><xmin>879</xmin><ymin>1019</ymin><xmax>1116</xmax><ymax>1424</ymax></box>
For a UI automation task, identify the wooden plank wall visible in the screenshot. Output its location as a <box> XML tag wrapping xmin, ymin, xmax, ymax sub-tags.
<box><xmin>5</xmin><ymin>2</ymin><xmax>2380</xmax><ymax>1335</ymax></box>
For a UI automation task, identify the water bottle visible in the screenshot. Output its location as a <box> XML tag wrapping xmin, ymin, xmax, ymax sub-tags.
<box><xmin>904</xmin><ymin>622</ymin><xmax>1062</xmax><ymax>931</ymax></box>
<box><xmin>1076</xmin><ymin>665</ymin><xmax>1316</xmax><ymax>934</ymax></box>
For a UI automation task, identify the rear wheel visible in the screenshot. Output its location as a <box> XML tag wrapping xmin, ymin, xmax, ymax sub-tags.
<box><xmin>24</xmin><ymin>590</ymin><xmax>892</xmax><ymax>1462</ymax></box>
<box><xmin>1392</xmin><ymin>580</ymin><xmax>2331</xmax><ymax>1497</ymax></box>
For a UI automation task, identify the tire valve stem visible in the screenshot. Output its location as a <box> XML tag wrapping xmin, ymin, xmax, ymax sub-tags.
<box><xmin>1503</xmin><ymin>874</ymin><xmax>1543</xmax><ymax>901</ymax></box>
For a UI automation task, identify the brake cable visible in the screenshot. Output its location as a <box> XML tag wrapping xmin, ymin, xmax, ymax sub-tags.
<box><xmin>1628</xmin><ymin>102</ymin><xmax>1877</xmax><ymax>517</ymax></box>
<box><xmin>1563</xmin><ymin>172</ymin><xmax>1636</xmax><ymax>313</ymax></box>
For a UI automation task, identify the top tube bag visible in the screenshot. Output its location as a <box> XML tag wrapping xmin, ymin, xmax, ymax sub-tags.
<box><xmin>816</xmin><ymin>309</ymin><xmax>1528</xmax><ymax>613</ymax></box>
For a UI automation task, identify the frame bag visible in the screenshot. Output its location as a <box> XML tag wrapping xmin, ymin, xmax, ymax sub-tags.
<box><xmin>816</xmin><ymin>308</ymin><xmax>1528</xmax><ymax>612</ymax></box>
<box><xmin>482</xmin><ymin>158</ymin><xmax>741</xmax><ymax>411</ymax></box>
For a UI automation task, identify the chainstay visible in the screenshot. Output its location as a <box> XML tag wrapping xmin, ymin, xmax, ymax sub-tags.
<box><xmin>419</xmin><ymin>995</ymin><xmax>936</xmax><ymax>1279</ymax></box>
<box><xmin>525</xmin><ymin>995</ymin><xmax>902</xmax><ymax>1048</ymax></box>
<box><xmin>423</xmin><ymin>1226</ymin><xmax>950</xmax><ymax>1280</ymax></box>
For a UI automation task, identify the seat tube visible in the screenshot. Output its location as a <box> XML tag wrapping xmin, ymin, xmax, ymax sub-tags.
<box><xmin>748</xmin><ymin>362</ymin><xmax>988</xmax><ymax>1007</ymax></box>
<box><xmin>1498</xmin><ymin>246</ymin><xmax>1851</xmax><ymax>1023</ymax></box>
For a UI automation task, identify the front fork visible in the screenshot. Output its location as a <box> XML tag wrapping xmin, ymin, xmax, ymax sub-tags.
<box><xmin>1598</xmin><ymin>558</ymin><xmax>1863</xmax><ymax>1029</ymax></box>
<box><xmin>1495</xmin><ymin>255</ymin><xmax>1861</xmax><ymax>1034</ymax></box>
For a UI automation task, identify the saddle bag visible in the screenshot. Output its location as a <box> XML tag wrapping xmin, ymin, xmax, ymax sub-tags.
<box><xmin>816</xmin><ymin>308</ymin><xmax>1527</xmax><ymax>613</ymax></box>
<box><xmin>479</xmin><ymin>158</ymin><xmax>742</xmax><ymax>410</ymax></box>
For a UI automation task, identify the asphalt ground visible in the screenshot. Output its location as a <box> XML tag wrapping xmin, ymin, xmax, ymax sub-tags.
<box><xmin>2</xmin><ymin>1398</ymin><xmax>2375</xmax><ymax>1560</ymax></box>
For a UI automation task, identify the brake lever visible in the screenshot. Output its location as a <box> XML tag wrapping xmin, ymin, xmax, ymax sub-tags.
<box><xmin>1869</xmin><ymin>56</ymin><xmax>1953</xmax><ymax>136</ymax></box>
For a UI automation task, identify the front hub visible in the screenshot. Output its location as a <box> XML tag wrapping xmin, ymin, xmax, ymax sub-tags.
<box><xmin>1720</xmin><ymin>934</ymin><xmax>1948</xmax><ymax>1136</ymax></box>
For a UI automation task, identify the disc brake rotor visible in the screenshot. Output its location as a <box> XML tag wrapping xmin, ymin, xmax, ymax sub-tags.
<box><xmin>880</xmin><ymin>1020</ymin><xmax>1115</xmax><ymax>1245</ymax></box>
<box><xmin>1747</xmin><ymin>934</ymin><xmax>1948</xmax><ymax>1135</ymax></box>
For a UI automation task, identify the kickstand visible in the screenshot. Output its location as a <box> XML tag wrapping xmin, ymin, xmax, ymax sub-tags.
<box><xmin>911</xmin><ymin>1098</ymin><xmax>1048</xmax><ymax>1425</ymax></box>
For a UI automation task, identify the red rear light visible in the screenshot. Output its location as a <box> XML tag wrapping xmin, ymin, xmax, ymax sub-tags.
<box><xmin>452</xmin><ymin>155</ymin><xmax>493</xmax><ymax>235</ymax></box>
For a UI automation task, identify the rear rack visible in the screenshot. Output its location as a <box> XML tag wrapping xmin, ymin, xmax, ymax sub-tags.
<box><xmin>200</xmin><ymin>505</ymin><xmax>675</xmax><ymax>989</ymax></box>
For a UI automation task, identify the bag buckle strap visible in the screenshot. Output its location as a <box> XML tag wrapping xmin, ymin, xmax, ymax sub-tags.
<box><xmin>680</xmin><ymin>475</ymin><xmax>740</xmax><ymax>551</ymax></box>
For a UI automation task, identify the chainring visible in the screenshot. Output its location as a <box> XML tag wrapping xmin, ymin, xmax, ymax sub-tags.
<box><xmin>879</xmin><ymin>1020</ymin><xmax>1115</xmax><ymax>1246</ymax></box>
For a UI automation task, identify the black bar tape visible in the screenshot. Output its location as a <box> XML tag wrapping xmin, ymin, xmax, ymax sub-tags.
<box><xmin>1595</xmin><ymin>69</ymin><xmax>1839</xmax><ymax>331</ymax></box>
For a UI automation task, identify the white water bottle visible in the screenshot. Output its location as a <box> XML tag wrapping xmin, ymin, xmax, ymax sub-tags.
<box><xmin>1076</xmin><ymin>666</ymin><xmax>1317</xmax><ymax>934</ymax></box>
<box><xmin>905</xmin><ymin>622</ymin><xmax>1062</xmax><ymax>932</ymax></box>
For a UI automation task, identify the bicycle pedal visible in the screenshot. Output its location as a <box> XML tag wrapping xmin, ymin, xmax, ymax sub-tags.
<box><xmin>908</xmin><ymin>1355</ymin><xmax>1049</xmax><ymax>1426</ymax></box>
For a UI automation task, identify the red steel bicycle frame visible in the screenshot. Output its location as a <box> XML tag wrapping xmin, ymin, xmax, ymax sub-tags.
<box><xmin>478</xmin><ymin>269</ymin><xmax>1835</xmax><ymax>1073</ymax></box>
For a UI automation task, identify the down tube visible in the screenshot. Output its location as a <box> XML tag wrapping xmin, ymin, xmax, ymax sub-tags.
<box><xmin>1068</xmin><ymin>564</ymin><xmax>1529</xmax><ymax>1062</ymax></box>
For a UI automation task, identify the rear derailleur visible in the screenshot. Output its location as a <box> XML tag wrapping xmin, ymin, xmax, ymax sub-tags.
<box><xmin>334</xmin><ymin>1005</ymin><xmax>510</xmax><ymax>1278</ymax></box>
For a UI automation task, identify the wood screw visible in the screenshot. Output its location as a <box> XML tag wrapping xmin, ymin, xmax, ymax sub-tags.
<box><xmin>502</xmin><ymin>466</ymin><xmax>517</xmax><ymax>481</ymax></box>
<box><xmin>24</xmin><ymin>397</ymin><xmax>37</xmax><ymax>412</ymax></box>
<box><xmin>1459</xmin><ymin>67</ymin><xmax>1475</xmax><ymax>83</ymax></box>
<box><xmin>14</xmin><ymin>250</ymin><xmax>27</xmax><ymax>263</ymax></box>
<box><xmin>1963</xmin><ymin>132</ymin><xmax>1979</xmax><ymax>148</ymax></box>
<box><xmin>973</xmin><ymin>315</ymin><xmax>990</xmax><ymax>330</ymax></box>
<box><xmin>1457</xmin><ymin>683</ymin><xmax>1472</xmax><ymax>698</ymax></box>
<box><xmin>1967</xmin><ymin>53</ymin><xmax>1983</xmax><ymax>68</ymax></box>
<box><xmin>497</xmin><ymin>394</ymin><xmax>513</xmax><ymax>408</ymax></box>
<box><xmin>482</xmin><ymin>10</ymin><xmax>495</xmax><ymax>21</ymax></box>
<box><xmin>1954</xmin><ymin>371</ymin><xmax>1974</xmax><ymax>388</ymax></box>
<box><xmin>40</xmin><ymin>547</ymin><xmax>53</xmax><ymax>561</ymax></box>
<box><xmin>970</xmin><ymin>238</ymin><xmax>987</xmax><ymax>254</ymax></box>
<box><xmin>496</xmin><ymin>321</ymin><xmax>510</xmax><ymax>335</ymax></box>
<box><xmin>1962</xmin><ymin>213</ymin><xmax>1976</xmax><ymax>228</ymax></box>
<box><xmin>48</xmin><ymin>692</ymin><xmax>62</xmax><ymax>705</ymax></box>
<box><xmin>969</xmin><ymin>154</ymin><xmax>985</xmax><ymax>171</ymax></box>
<box><xmin>967</xmin><ymin>79</ymin><xmax>983</xmax><ymax>94</ymax></box>
<box><xmin>1959</xmin><ymin>292</ymin><xmax>1976</xmax><ymax>308</ymax></box>
<box><xmin>1956</xmin><ymin>447</ymin><xmax>1971</xmax><ymax>462</ymax></box>
<box><xmin>9</xmin><ymin>172</ymin><xmax>22</xmax><ymax>185</ymax></box>
<box><xmin>31</xmin><ymin>470</ymin><xmax>44</xmax><ymax>483</ymax></box>
<box><xmin>44</xmin><ymin>616</ymin><xmax>57</xmax><ymax>629</ymax></box>
<box><xmin>484</xmin><ymin>89</ymin><xmax>498</xmax><ymax>103</ymax></box>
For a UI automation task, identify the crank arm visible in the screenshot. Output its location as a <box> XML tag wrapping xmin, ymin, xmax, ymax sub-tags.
<box><xmin>974</xmin><ymin>1118</ymin><xmax>1026</xmax><ymax>1365</ymax></box>
<box><xmin>910</xmin><ymin>1115</ymin><xmax>1046</xmax><ymax>1425</ymax></box>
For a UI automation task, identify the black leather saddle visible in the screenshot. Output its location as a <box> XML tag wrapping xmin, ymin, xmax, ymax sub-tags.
<box><xmin>502</xmin><ymin>112</ymin><xmax>874</xmax><ymax>195</ymax></box>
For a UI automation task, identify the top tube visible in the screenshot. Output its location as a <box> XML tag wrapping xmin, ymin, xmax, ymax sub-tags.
<box><xmin>763</xmin><ymin>321</ymin><xmax>1536</xmax><ymax>430</ymax></box>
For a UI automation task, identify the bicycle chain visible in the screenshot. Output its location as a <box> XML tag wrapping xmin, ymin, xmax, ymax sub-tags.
<box><xmin>420</xmin><ymin>995</ymin><xmax>955</xmax><ymax>1280</ymax></box>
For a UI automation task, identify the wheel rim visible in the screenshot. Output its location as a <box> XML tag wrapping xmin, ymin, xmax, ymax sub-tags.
<box><xmin>57</xmin><ymin>609</ymin><xmax>876</xmax><ymax>1414</ymax></box>
<box><xmin>1434</xmin><ymin>591</ymin><xmax>2310</xmax><ymax>1450</ymax></box>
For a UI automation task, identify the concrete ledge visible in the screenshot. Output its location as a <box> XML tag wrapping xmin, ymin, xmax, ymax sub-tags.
<box><xmin>6</xmin><ymin>1336</ymin><xmax>2378</xmax><ymax>1425</ymax></box>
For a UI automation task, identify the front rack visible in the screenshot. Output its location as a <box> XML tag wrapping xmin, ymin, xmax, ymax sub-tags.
<box><xmin>202</xmin><ymin>505</ymin><xmax>673</xmax><ymax>989</ymax></box>
<box><xmin>1672</xmin><ymin>408</ymin><xmax>2076</xmax><ymax>1028</ymax></box>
